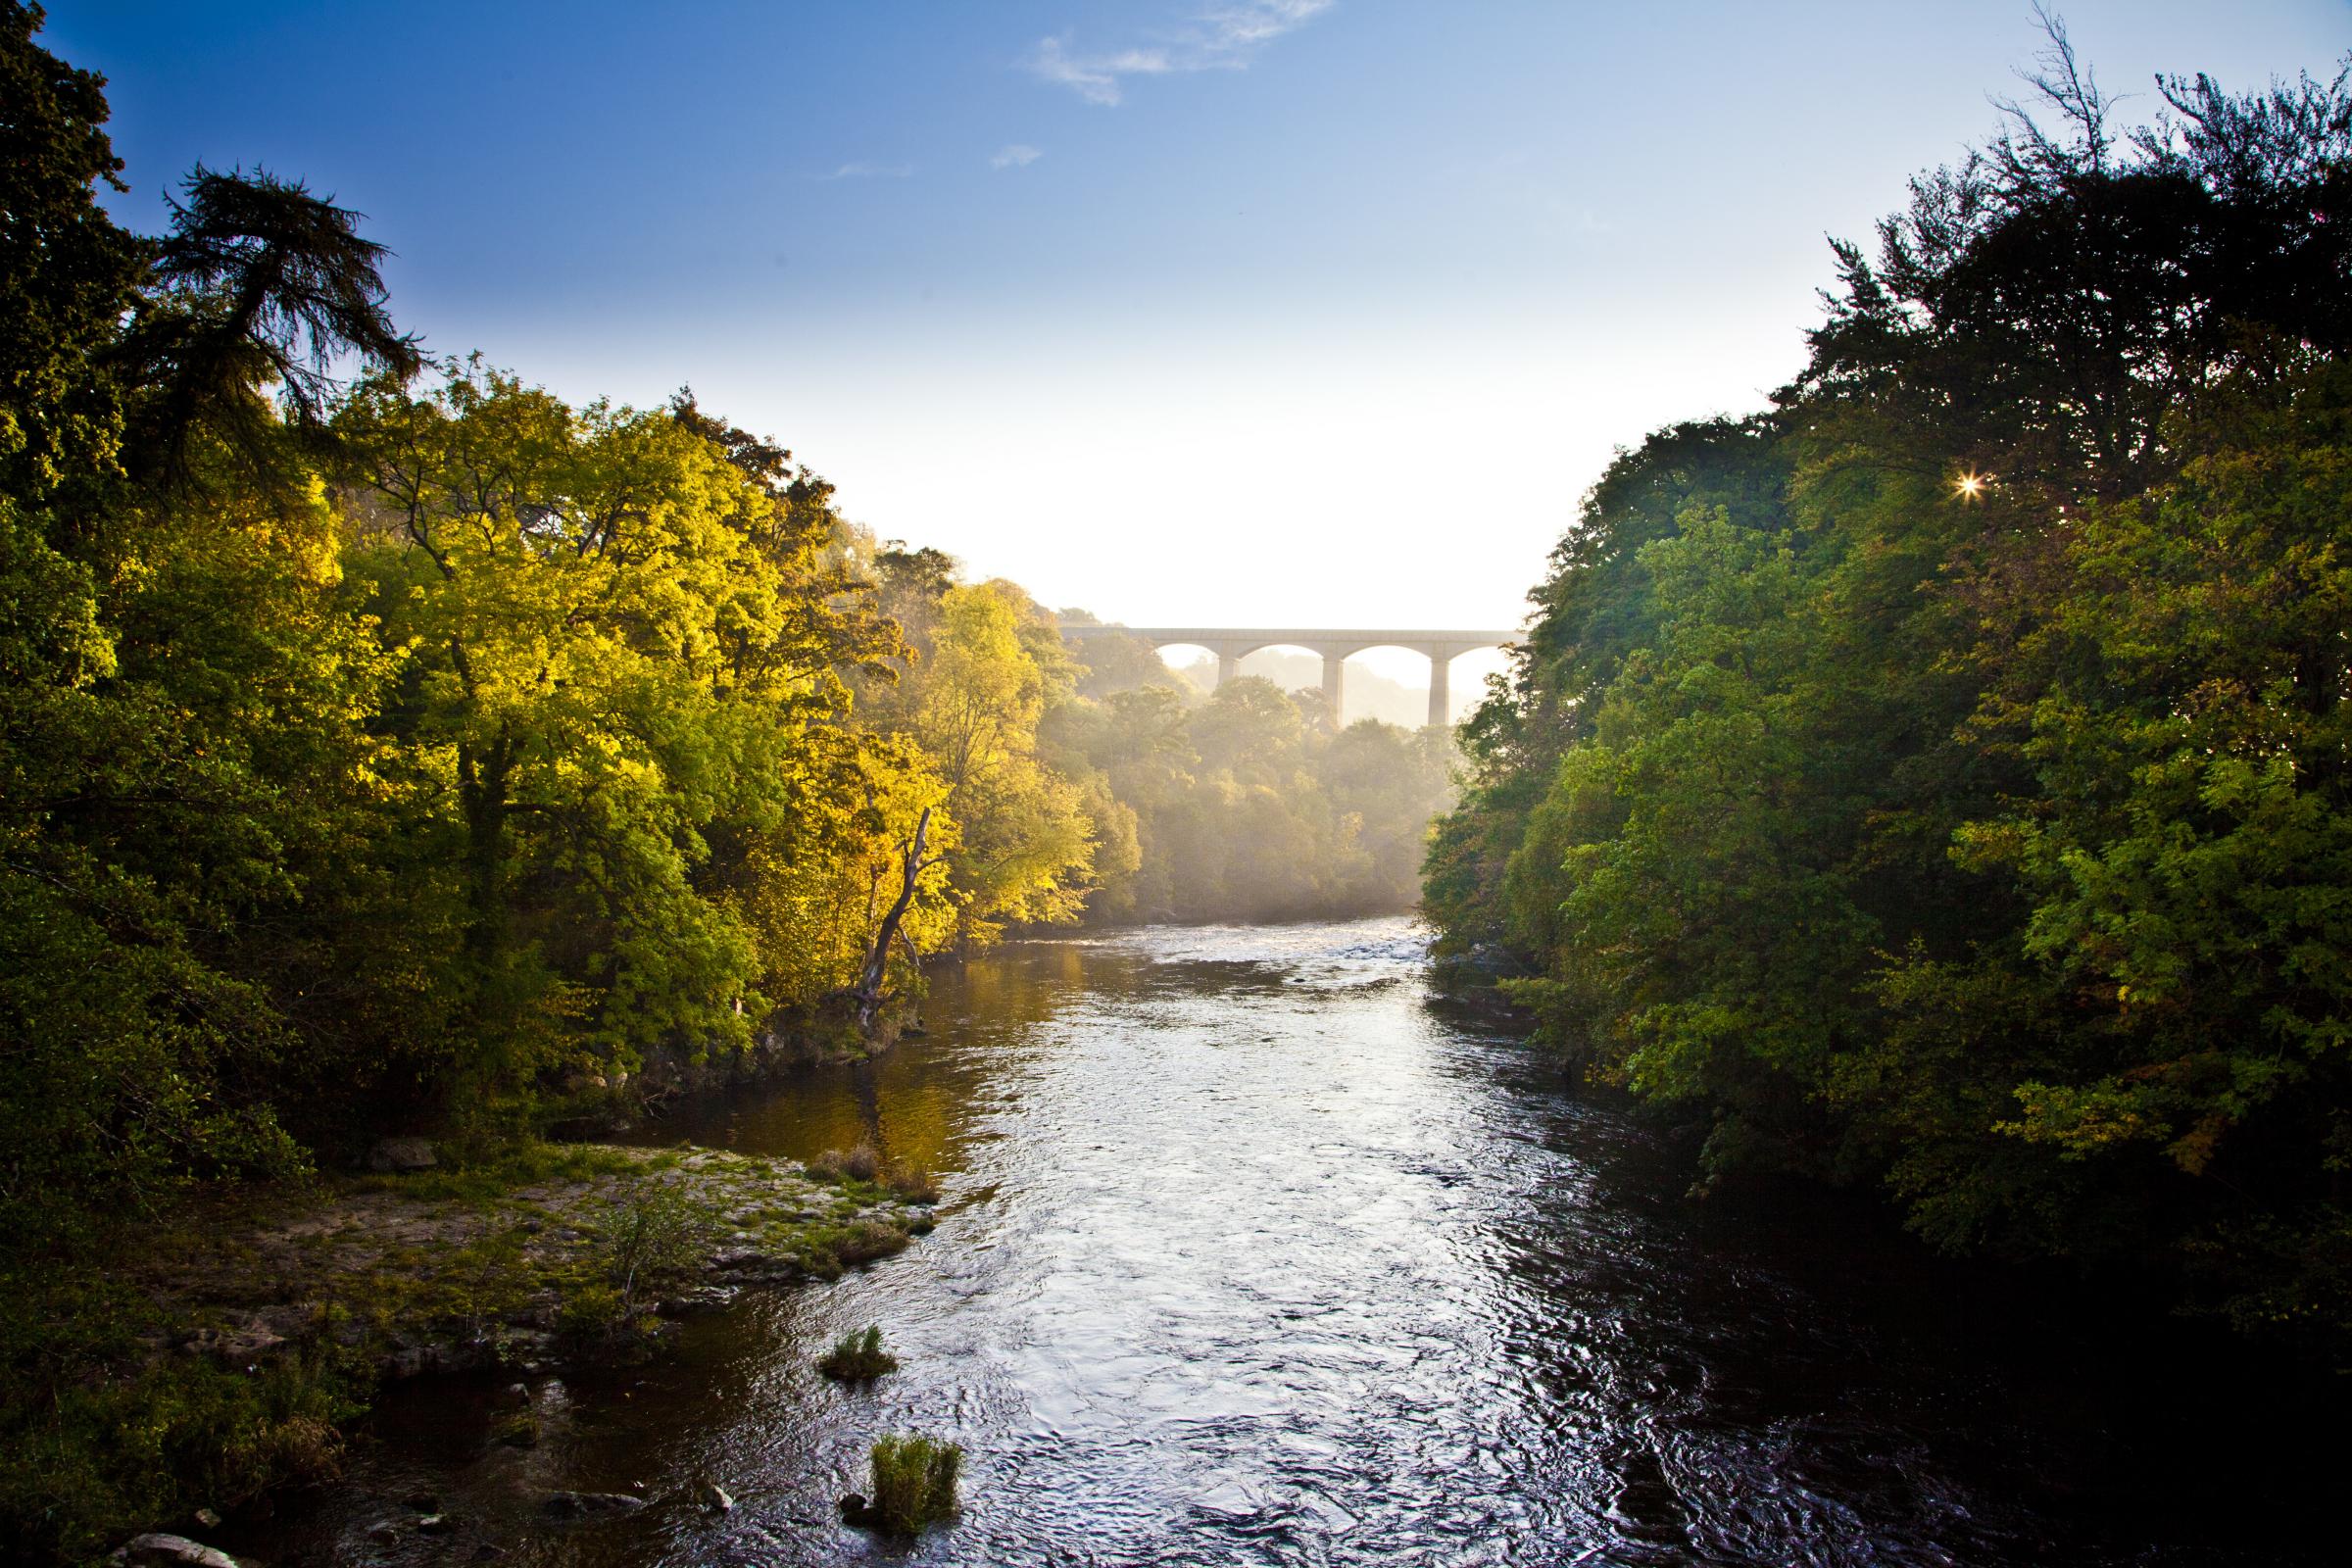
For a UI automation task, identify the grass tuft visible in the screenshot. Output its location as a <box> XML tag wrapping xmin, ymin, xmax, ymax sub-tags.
<box><xmin>881</xmin><ymin>1157</ymin><xmax>941</xmax><ymax>1203</ymax></box>
<box><xmin>357</xmin><ymin>1140</ymin><xmax>639</xmax><ymax>1202</ymax></box>
<box><xmin>832</xmin><ymin>1217</ymin><xmax>910</xmax><ymax>1265</ymax></box>
<box><xmin>806</xmin><ymin>1143</ymin><xmax>880</xmax><ymax>1183</ymax></box>
<box><xmin>816</xmin><ymin>1324</ymin><xmax>899</xmax><ymax>1381</ymax></box>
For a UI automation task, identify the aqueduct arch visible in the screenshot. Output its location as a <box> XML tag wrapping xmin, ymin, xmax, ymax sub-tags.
<box><xmin>1060</xmin><ymin>625</ymin><xmax>1517</xmax><ymax>728</ymax></box>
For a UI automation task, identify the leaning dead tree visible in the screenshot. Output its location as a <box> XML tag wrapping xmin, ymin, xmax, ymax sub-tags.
<box><xmin>852</xmin><ymin>806</ymin><xmax>943</xmax><ymax>1027</ymax></box>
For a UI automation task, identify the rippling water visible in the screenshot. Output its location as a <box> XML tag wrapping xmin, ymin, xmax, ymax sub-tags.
<box><xmin>252</xmin><ymin>917</ymin><xmax>2330</xmax><ymax>1565</ymax></box>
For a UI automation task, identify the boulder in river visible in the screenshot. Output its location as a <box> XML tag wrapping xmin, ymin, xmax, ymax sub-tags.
<box><xmin>117</xmin><ymin>1536</ymin><xmax>240</xmax><ymax>1568</ymax></box>
<box><xmin>699</xmin><ymin>1480</ymin><xmax>734</xmax><ymax>1512</ymax></box>
<box><xmin>367</xmin><ymin>1136</ymin><xmax>437</xmax><ymax>1172</ymax></box>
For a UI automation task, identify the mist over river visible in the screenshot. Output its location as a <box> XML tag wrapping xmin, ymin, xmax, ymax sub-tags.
<box><xmin>252</xmin><ymin>918</ymin><xmax>2329</xmax><ymax>1566</ymax></box>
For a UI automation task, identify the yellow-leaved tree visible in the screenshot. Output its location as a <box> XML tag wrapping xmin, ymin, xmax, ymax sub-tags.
<box><xmin>890</xmin><ymin>579</ymin><xmax>1099</xmax><ymax>944</ymax></box>
<box><xmin>334</xmin><ymin>363</ymin><xmax>950</xmax><ymax>1113</ymax></box>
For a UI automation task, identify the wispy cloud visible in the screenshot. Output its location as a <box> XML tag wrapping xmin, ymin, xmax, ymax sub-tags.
<box><xmin>1024</xmin><ymin>1</ymin><xmax>1332</xmax><ymax>106</ymax></box>
<box><xmin>824</xmin><ymin>160</ymin><xmax>914</xmax><ymax>180</ymax></box>
<box><xmin>1199</xmin><ymin>0</ymin><xmax>1333</xmax><ymax>51</ymax></box>
<box><xmin>990</xmin><ymin>143</ymin><xmax>1045</xmax><ymax>170</ymax></box>
<box><xmin>1029</xmin><ymin>39</ymin><xmax>1171</xmax><ymax>106</ymax></box>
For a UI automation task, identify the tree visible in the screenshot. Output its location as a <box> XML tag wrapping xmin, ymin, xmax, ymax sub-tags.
<box><xmin>334</xmin><ymin>363</ymin><xmax>921</xmax><ymax>1104</ymax></box>
<box><xmin>119</xmin><ymin>166</ymin><xmax>421</xmax><ymax>496</ymax></box>
<box><xmin>890</xmin><ymin>581</ymin><xmax>1097</xmax><ymax>941</ymax></box>
<box><xmin>0</xmin><ymin>1</ymin><xmax>146</xmax><ymax>507</ymax></box>
<box><xmin>1860</xmin><ymin>358</ymin><xmax>2352</xmax><ymax>1318</ymax></box>
<box><xmin>1422</xmin><ymin>53</ymin><xmax>2352</xmax><ymax>1348</ymax></box>
<box><xmin>0</xmin><ymin>3</ymin><xmax>416</xmax><ymax>1237</ymax></box>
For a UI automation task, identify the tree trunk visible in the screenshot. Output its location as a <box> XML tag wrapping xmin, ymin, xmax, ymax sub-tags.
<box><xmin>855</xmin><ymin>807</ymin><xmax>934</xmax><ymax>1027</ymax></box>
<box><xmin>457</xmin><ymin>731</ymin><xmax>513</xmax><ymax>968</ymax></box>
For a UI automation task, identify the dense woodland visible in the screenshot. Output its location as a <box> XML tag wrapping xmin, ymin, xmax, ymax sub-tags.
<box><xmin>0</xmin><ymin>9</ymin><xmax>1449</xmax><ymax>1551</ymax></box>
<box><xmin>0</xmin><ymin>3</ymin><xmax>1446</xmax><ymax>1246</ymax></box>
<box><xmin>1426</xmin><ymin>46</ymin><xmax>2352</xmax><ymax>1348</ymax></box>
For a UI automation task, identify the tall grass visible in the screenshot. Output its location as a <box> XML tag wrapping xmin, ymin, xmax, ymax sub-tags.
<box><xmin>866</xmin><ymin>1433</ymin><xmax>960</xmax><ymax>1535</ymax></box>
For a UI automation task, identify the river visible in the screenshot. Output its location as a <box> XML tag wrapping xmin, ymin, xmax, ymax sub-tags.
<box><xmin>254</xmin><ymin>916</ymin><xmax>2330</xmax><ymax>1565</ymax></box>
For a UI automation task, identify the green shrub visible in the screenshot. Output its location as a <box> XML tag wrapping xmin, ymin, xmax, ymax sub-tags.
<box><xmin>597</xmin><ymin>1182</ymin><xmax>707</xmax><ymax>1313</ymax></box>
<box><xmin>0</xmin><ymin>1290</ymin><xmax>359</xmax><ymax>1565</ymax></box>
<box><xmin>555</xmin><ymin>1282</ymin><xmax>626</xmax><ymax>1342</ymax></box>
<box><xmin>815</xmin><ymin>1325</ymin><xmax>898</xmax><ymax>1381</ymax></box>
<box><xmin>865</xmin><ymin>1433</ymin><xmax>960</xmax><ymax>1536</ymax></box>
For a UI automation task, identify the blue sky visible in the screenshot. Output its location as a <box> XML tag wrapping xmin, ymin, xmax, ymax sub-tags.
<box><xmin>43</xmin><ymin>1</ymin><xmax>2352</xmax><ymax>681</ymax></box>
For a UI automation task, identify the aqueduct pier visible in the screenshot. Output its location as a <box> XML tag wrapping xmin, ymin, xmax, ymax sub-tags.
<box><xmin>1060</xmin><ymin>625</ymin><xmax>1517</xmax><ymax>729</ymax></box>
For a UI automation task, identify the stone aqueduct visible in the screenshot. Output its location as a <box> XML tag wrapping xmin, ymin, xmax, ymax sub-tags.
<box><xmin>1059</xmin><ymin>625</ymin><xmax>1517</xmax><ymax>728</ymax></box>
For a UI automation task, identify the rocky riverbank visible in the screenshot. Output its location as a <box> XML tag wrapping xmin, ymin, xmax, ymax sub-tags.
<box><xmin>149</xmin><ymin>1144</ymin><xmax>929</xmax><ymax>1378</ymax></box>
<box><xmin>48</xmin><ymin>1142</ymin><xmax>936</xmax><ymax>1565</ymax></box>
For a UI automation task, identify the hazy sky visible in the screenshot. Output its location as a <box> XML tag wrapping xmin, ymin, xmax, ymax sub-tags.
<box><xmin>45</xmin><ymin>1</ymin><xmax>2352</xmax><ymax>672</ymax></box>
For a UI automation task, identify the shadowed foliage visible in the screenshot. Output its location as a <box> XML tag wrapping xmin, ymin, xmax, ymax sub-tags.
<box><xmin>119</xmin><ymin>165</ymin><xmax>421</xmax><ymax>494</ymax></box>
<box><xmin>1427</xmin><ymin>46</ymin><xmax>2352</xmax><ymax>1351</ymax></box>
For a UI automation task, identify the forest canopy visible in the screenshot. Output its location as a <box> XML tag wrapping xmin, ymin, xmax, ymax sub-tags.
<box><xmin>1424</xmin><ymin>43</ymin><xmax>2352</xmax><ymax>1348</ymax></box>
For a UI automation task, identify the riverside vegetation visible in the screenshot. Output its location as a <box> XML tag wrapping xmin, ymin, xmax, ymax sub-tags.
<box><xmin>1426</xmin><ymin>40</ymin><xmax>2352</xmax><ymax>1354</ymax></box>
<box><xmin>0</xmin><ymin>7</ymin><xmax>1450</xmax><ymax>1559</ymax></box>
<box><xmin>817</xmin><ymin>1325</ymin><xmax>902</xmax><ymax>1382</ymax></box>
<box><xmin>856</xmin><ymin>1434</ymin><xmax>964</xmax><ymax>1538</ymax></box>
<box><xmin>1</xmin><ymin>1140</ymin><xmax>932</xmax><ymax>1563</ymax></box>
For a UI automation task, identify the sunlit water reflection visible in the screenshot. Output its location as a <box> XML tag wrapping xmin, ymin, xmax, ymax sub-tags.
<box><xmin>251</xmin><ymin>917</ymin><xmax>2329</xmax><ymax>1565</ymax></box>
